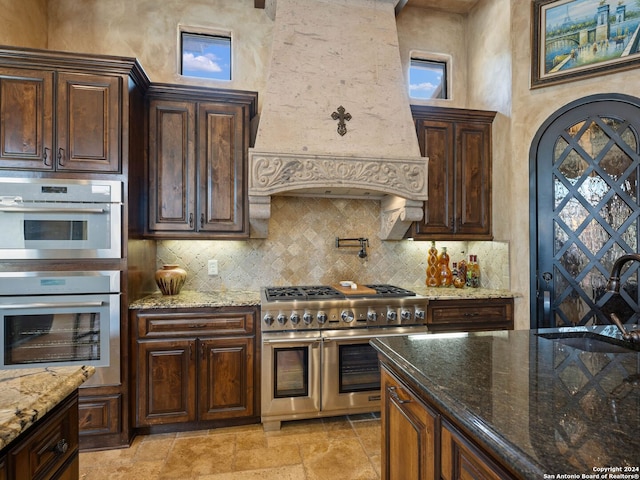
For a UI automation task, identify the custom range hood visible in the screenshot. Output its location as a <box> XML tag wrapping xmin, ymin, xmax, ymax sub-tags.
<box><xmin>249</xmin><ymin>0</ymin><xmax>428</xmax><ymax>240</ymax></box>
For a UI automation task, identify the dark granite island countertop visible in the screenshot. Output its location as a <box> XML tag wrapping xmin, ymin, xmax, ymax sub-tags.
<box><xmin>371</xmin><ymin>327</ymin><xmax>640</xmax><ymax>478</ymax></box>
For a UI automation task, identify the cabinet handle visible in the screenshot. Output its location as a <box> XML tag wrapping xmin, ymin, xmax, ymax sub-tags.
<box><xmin>189</xmin><ymin>213</ymin><xmax>193</xmax><ymax>228</ymax></box>
<box><xmin>57</xmin><ymin>147</ymin><xmax>65</xmax><ymax>166</ymax></box>
<box><xmin>53</xmin><ymin>439</ymin><xmax>69</xmax><ymax>455</ymax></box>
<box><xmin>201</xmin><ymin>342</ymin><xmax>206</xmax><ymax>360</ymax></box>
<box><xmin>189</xmin><ymin>344</ymin><xmax>193</xmax><ymax>361</ymax></box>
<box><xmin>388</xmin><ymin>386</ymin><xmax>411</xmax><ymax>404</ymax></box>
<box><xmin>43</xmin><ymin>147</ymin><xmax>51</xmax><ymax>166</ymax></box>
<box><xmin>200</xmin><ymin>213</ymin><xmax>205</xmax><ymax>228</ymax></box>
<box><xmin>463</xmin><ymin>312</ymin><xmax>480</xmax><ymax>317</ymax></box>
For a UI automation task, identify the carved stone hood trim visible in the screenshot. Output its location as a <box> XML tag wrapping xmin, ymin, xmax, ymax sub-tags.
<box><xmin>249</xmin><ymin>0</ymin><xmax>428</xmax><ymax>240</ymax></box>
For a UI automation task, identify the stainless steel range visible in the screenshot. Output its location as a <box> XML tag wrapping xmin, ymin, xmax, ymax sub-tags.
<box><xmin>260</xmin><ymin>284</ymin><xmax>428</xmax><ymax>430</ymax></box>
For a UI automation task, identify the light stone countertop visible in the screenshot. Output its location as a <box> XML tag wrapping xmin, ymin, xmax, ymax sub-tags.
<box><xmin>0</xmin><ymin>366</ymin><xmax>95</xmax><ymax>451</ymax></box>
<box><xmin>129</xmin><ymin>287</ymin><xmax>518</xmax><ymax>310</ymax></box>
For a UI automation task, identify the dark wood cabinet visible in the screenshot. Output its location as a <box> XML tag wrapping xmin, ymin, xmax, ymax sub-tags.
<box><xmin>427</xmin><ymin>298</ymin><xmax>514</xmax><ymax>333</ymax></box>
<box><xmin>381</xmin><ymin>368</ymin><xmax>437</xmax><ymax>480</ymax></box>
<box><xmin>3</xmin><ymin>391</ymin><xmax>79</xmax><ymax>480</ymax></box>
<box><xmin>131</xmin><ymin>307</ymin><xmax>258</xmax><ymax>431</ymax></box>
<box><xmin>381</xmin><ymin>364</ymin><xmax>513</xmax><ymax>480</ymax></box>
<box><xmin>0</xmin><ymin>67</ymin><xmax>122</xmax><ymax>173</ymax></box>
<box><xmin>409</xmin><ymin>106</ymin><xmax>496</xmax><ymax>240</ymax></box>
<box><xmin>146</xmin><ymin>85</ymin><xmax>257</xmax><ymax>238</ymax></box>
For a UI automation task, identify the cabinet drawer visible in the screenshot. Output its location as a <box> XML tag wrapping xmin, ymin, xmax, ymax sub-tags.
<box><xmin>136</xmin><ymin>309</ymin><xmax>255</xmax><ymax>338</ymax></box>
<box><xmin>9</xmin><ymin>391</ymin><xmax>78</xmax><ymax>480</ymax></box>
<box><xmin>427</xmin><ymin>299</ymin><xmax>513</xmax><ymax>333</ymax></box>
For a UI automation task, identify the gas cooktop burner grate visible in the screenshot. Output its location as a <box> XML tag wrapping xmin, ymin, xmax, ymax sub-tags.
<box><xmin>263</xmin><ymin>284</ymin><xmax>416</xmax><ymax>302</ymax></box>
<box><xmin>264</xmin><ymin>285</ymin><xmax>345</xmax><ymax>301</ymax></box>
<box><xmin>364</xmin><ymin>284</ymin><xmax>417</xmax><ymax>297</ymax></box>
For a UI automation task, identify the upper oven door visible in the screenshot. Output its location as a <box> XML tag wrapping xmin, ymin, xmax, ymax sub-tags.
<box><xmin>0</xmin><ymin>178</ymin><xmax>122</xmax><ymax>259</ymax></box>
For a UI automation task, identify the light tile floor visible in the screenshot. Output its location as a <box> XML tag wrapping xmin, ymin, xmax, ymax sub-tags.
<box><xmin>79</xmin><ymin>414</ymin><xmax>381</xmax><ymax>480</ymax></box>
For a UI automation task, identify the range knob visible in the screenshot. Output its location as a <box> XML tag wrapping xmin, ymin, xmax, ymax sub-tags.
<box><xmin>290</xmin><ymin>312</ymin><xmax>301</xmax><ymax>325</ymax></box>
<box><xmin>277</xmin><ymin>313</ymin><xmax>288</xmax><ymax>325</ymax></box>
<box><xmin>263</xmin><ymin>314</ymin><xmax>274</xmax><ymax>326</ymax></box>
<box><xmin>367</xmin><ymin>310</ymin><xmax>378</xmax><ymax>322</ymax></box>
<box><xmin>386</xmin><ymin>309</ymin><xmax>398</xmax><ymax>322</ymax></box>
<box><xmin>401</xmin><ymin>309</ymin><xmax>412</xmax><ymax>321</ymax></box>
<box><xmin>303</xmin><ymin>312</ymin><xmax>314</xmax><ymax>325</ymax></box>
<box><xmin>415</xmin><ymin>308</ymin><xmax>425</xmax><ymax>321</ymax></box>
<box><xmin>341</xmin><ymin>310</ymin><xmax>355</xmax><ymax>323</ymax></box>
<box><xmin>317</xmin><ymin>312</ymin><xmax>328</xmax><ymax>324</ymax></box>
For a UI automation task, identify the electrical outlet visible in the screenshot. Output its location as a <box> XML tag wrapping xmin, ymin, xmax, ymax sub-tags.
<box><xmin>207</xmin><ymin>259</ymin><xmax>218</xmax><ymax>276</ymax></box>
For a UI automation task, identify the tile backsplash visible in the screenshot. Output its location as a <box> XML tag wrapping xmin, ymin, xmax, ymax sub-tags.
<box><xmin>156</xmin><ymin>196</ymin><xmax>509</xmax><ymax>292</ymax></box>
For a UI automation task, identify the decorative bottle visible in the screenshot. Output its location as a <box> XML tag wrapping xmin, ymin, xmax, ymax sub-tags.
<box><xmin>452</xmin><ymin>262</ymin><xmax>465</xmax><ymax>289</ymax></box>
<box><xmin>466</xmin><ymin>255</ymin><xmax>480</xmax><ymax>288</ymax></box>
<box><xmin>426</xmin><ymin>241</ymin><xmax>440</xmax><ymax>287</ymax></box>
<box><xmin>439</xmin><ymin>247</ymin><xmax>452</xmax><ymax>287</ymax></box>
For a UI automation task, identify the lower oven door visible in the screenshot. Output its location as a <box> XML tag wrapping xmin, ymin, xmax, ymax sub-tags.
<box><xmin>261</xmin><ymin>331</ymin><xmax>321</xmax><ymax>422</ymax></box>
<box><xmin>321</xmin><ymin>327</ymin><xmax>428</xmax><ymax>413</ymax></box>
<box><xmin>0</xmin><ymin>293</ymin><xmax>118</xmax><ymax>376</ymax></box>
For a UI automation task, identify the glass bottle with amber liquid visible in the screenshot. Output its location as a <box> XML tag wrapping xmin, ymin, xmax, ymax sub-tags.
<box><xmin>439</xmin><ymin>247</ymin><xmax>453</xmax><ymax>287</ymax></box>
<box><xmin>426</xmin><ymin>241</ymin><xmax>440</xmax><ymax>287</ymax></box>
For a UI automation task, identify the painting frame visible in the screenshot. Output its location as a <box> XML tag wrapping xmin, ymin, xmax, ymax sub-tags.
<box><xmin>531</xmin><ymin>0</ymin><xmax>640</xmax><ymax>89</ymax></box>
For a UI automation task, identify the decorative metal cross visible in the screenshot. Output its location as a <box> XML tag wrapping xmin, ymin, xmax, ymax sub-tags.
<box><xmin>331</xmin><ymin>105</ymin><xmax>352</xmax><ymax>136</ymax></box>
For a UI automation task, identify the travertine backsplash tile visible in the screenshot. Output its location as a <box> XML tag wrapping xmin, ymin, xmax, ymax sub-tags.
<box><xmin>157</xmin><ymin>197</ymin><xmax>509</xmax><ymax>292</ymax></box>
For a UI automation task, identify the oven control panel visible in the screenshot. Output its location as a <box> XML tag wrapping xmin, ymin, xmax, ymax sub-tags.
<box><xmin>262</xmin><ymin>299</ymin><xmax>428</xmax><ymax>331</ymax></box>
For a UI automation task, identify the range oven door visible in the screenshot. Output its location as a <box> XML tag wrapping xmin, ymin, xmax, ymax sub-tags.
<box><xmin>321</xmin><ymin>327</ymin><xmax>428</xmax><ymax>413</ymax></box>
<box><xmin>261</xmin><ymin>331</ymin><xmax>321</xmax><ymax>422</ymax></box>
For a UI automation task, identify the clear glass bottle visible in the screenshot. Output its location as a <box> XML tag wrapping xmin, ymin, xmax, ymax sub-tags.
<box><xmin>426</xmin><ymin>241</ymin><xmax>440</xmax><ymax>287</ymax></box>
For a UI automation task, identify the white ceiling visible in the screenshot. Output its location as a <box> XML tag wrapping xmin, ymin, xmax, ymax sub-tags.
<box><xmin>406</xmin><ymin>0</ymin><xmax>479</xmax><ymax>14</ymax></box>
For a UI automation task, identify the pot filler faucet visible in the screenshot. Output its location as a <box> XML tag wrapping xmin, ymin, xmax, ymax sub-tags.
<box><xmin>606</xmin><ymin>253</ymin><xmax>640</xmax><ymax>343</ymax></box>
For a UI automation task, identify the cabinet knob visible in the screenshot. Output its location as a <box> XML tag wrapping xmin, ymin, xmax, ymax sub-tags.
<box><xmin>53</xmin><ymin>439</ymin><xmax>69</xmax><ymax>455</ymax></box>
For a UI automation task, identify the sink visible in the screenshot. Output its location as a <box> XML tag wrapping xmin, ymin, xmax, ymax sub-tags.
<box><xmin>536</xmin><ymin>332</ymin><xmax>640</xmax><ymax>353</ymax></box>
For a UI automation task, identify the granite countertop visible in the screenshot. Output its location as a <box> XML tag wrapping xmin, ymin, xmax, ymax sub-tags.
<box><xmin>129</xmin><ymin>289</ymin><xmax>261</xmax><ymax>309</ymax></box>
<box><xmin>371</xmin><ymin>326</ymin><xmax>640</xmax><ymax>478</ymax></box>
<box><xmin>0</xmin><ymin>366</ymin><xmax>95</xmax><ymax>451</ymax></box>
<box><xmin>129</xmin><ymin>286</ymin><xmax>516</xmax><ymax>310</ymax></box>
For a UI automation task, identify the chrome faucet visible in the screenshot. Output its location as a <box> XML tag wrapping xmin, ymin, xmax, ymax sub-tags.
<box><xmin>606</xmin><ymin>254</ymin><xmax>640</xmax><ymax>343</ymax></box>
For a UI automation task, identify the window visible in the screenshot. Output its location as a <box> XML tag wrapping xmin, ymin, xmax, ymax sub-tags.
<box><xmin>409</xmin><ymin>58</ymin><xmax>447</xmax><ymax>100</ymax></box>
<box><xmin>180</xmin><ymin>31</ymin><xmax>231</xmax><ymax>81</ymax></box>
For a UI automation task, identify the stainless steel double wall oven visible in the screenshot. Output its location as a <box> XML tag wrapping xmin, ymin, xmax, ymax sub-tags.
<box><xmin>260</xmin><ymin>285</ymin><xmax>429</xmax><ymax>430</ymax></box>
<box><xmin>0</xmin><ymin>178</ymin><xmax>123</xmax><ymax>386</ymax></box>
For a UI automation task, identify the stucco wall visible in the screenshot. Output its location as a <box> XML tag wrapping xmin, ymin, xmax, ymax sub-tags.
<box><xmin>0</xmin><ymin>0</ymin><xmax>47</xmax><ymax>48</ymax></box>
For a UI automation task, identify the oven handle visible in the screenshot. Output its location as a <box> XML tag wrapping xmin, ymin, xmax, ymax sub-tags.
<box><xmin>322</xmin><ymin>331</ymin><xmax>424</xmax><ymax>342</ymax></box>
<box><xmin>0</xmin><ymin>206</ymin><xmax>106</xmax><ymax>214</ymax></box>
<box><xmin>3</xmin><ymin>301</ymin><xmax>104</xmax><ymax>309</ymax></box>
<box><xmin>262</xmin><ymin>338</ymin><xmax>321</xmax><ymax>345</ymax></box>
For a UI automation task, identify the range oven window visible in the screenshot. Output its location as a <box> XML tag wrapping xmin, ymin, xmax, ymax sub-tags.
<box><xmin>4</xmin><ymin>311</ymin><xmax>102</xmax><ymax>365</ymax></box>
<box><xmin>339</xmin><ymin>343</ymin><xmax>380</xmax><ymax>393</ymax></box>
<box><xmin>274</xmin><ymin>347</ymin><xmax>308</xmax><ymax>398</ymax></box>
<box><xmin>24</xmin><ymin>220</ymin><xmax>88</xmax><ymax>241</ymax></box>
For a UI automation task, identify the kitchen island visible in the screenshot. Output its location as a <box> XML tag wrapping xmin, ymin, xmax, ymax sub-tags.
<box><xmin>371</xmin><ymin>327</ymin><xmax>640</xmax><ymax>479</ymax></box>
<box><xmin>0</xmin><ymin>366</ymin><xmax>95</xmax><ymax>479</ymax></box>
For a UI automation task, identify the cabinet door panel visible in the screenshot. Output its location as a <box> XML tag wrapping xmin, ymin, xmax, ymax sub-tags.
<box><xmin>0</xmin><ymin>68</ymin><xmax>53</xmax><ymax>169</ymax></box>
<box><xmin>148</xmin><ymin>100</ymin><xmax>197</xmax><ymax>231</ymax></box>
<box><xmin>382</xmin><ymin>368</ymin><xmax>437</xmax><ymax>480</ymax></box>
<box><xmin>198</xmin><ymin>103</ymin><xmax>246</xmax><ymax>233</ymax></box>
<box><xmin>416</xmin><ymin>119</ymin><xmax>455</xmax><ymax>235</ymax></box>
<box><xmin>441</xmin><ymin>425</ymin><xmax>508</xmax><ymax>480</ymax></box>
<box><xmin>456</xmin><ymin>122</ymin><xmax>491</xmax><ymax>235</ymax></box>
<box><xmin>199</xmin><ymin>337</ymin><xmax>254</xmax><ymax>420</ymax></box>
<box><xmin>137</xmin><ymin>340</ymin><xmax>197</xmax><ymax>426</ymax></box>
<box><xmin>56</xmin><ymin>72</ymin><xmax>121</xmax><ymax>172</ymax></box>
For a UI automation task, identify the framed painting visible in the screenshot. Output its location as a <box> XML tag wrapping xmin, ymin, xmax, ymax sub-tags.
<box><xmin>531</xmin><ymin>0</ymin><xmax>640</xmax><ymax>88</ymax></box>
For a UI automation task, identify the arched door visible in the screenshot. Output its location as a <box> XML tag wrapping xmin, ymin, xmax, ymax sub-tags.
<box><xmin>530</xmin><ymin>94</ymin><xmax>640</xmax><ymax>328</ymax></box>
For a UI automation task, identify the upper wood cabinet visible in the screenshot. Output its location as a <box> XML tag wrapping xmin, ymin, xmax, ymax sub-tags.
<box><xmin>0</xmin><ymin>66</ymin><xmax>122</xmax><ymax>173</ymax></box>
<box><xmin>146</xmin><ymin>84</ymin><xmax>257</xmax><ymax>239</ymax></box>
<box><xmin>409</xmin><ymin>106</ymin><xmax>496</xmax><ymax>240</ymax></box>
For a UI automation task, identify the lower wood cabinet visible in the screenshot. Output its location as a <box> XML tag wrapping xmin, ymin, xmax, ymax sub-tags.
<box><xmin>381</xmin><ymin>366</ymin><xmax>513</xmax><ymax>480</ymax></box>
<box><xmin>381</xmin><ymin>368</ymin><xmax>437</xmax><ymax>480</ymax></box>
<box><xmin>427</xmin><ymin>298</ymin><xmax>514</xmax><ymax>333</ymax></box>
<box><xmin>131</xmin><ymin>307</ymin><xmax>259</xmax><ymax>431</ymax></box>
<box><xmin>2</xmin><ymin>391</ymin><xmax>79</xmax><ymax>480</ymax></box>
